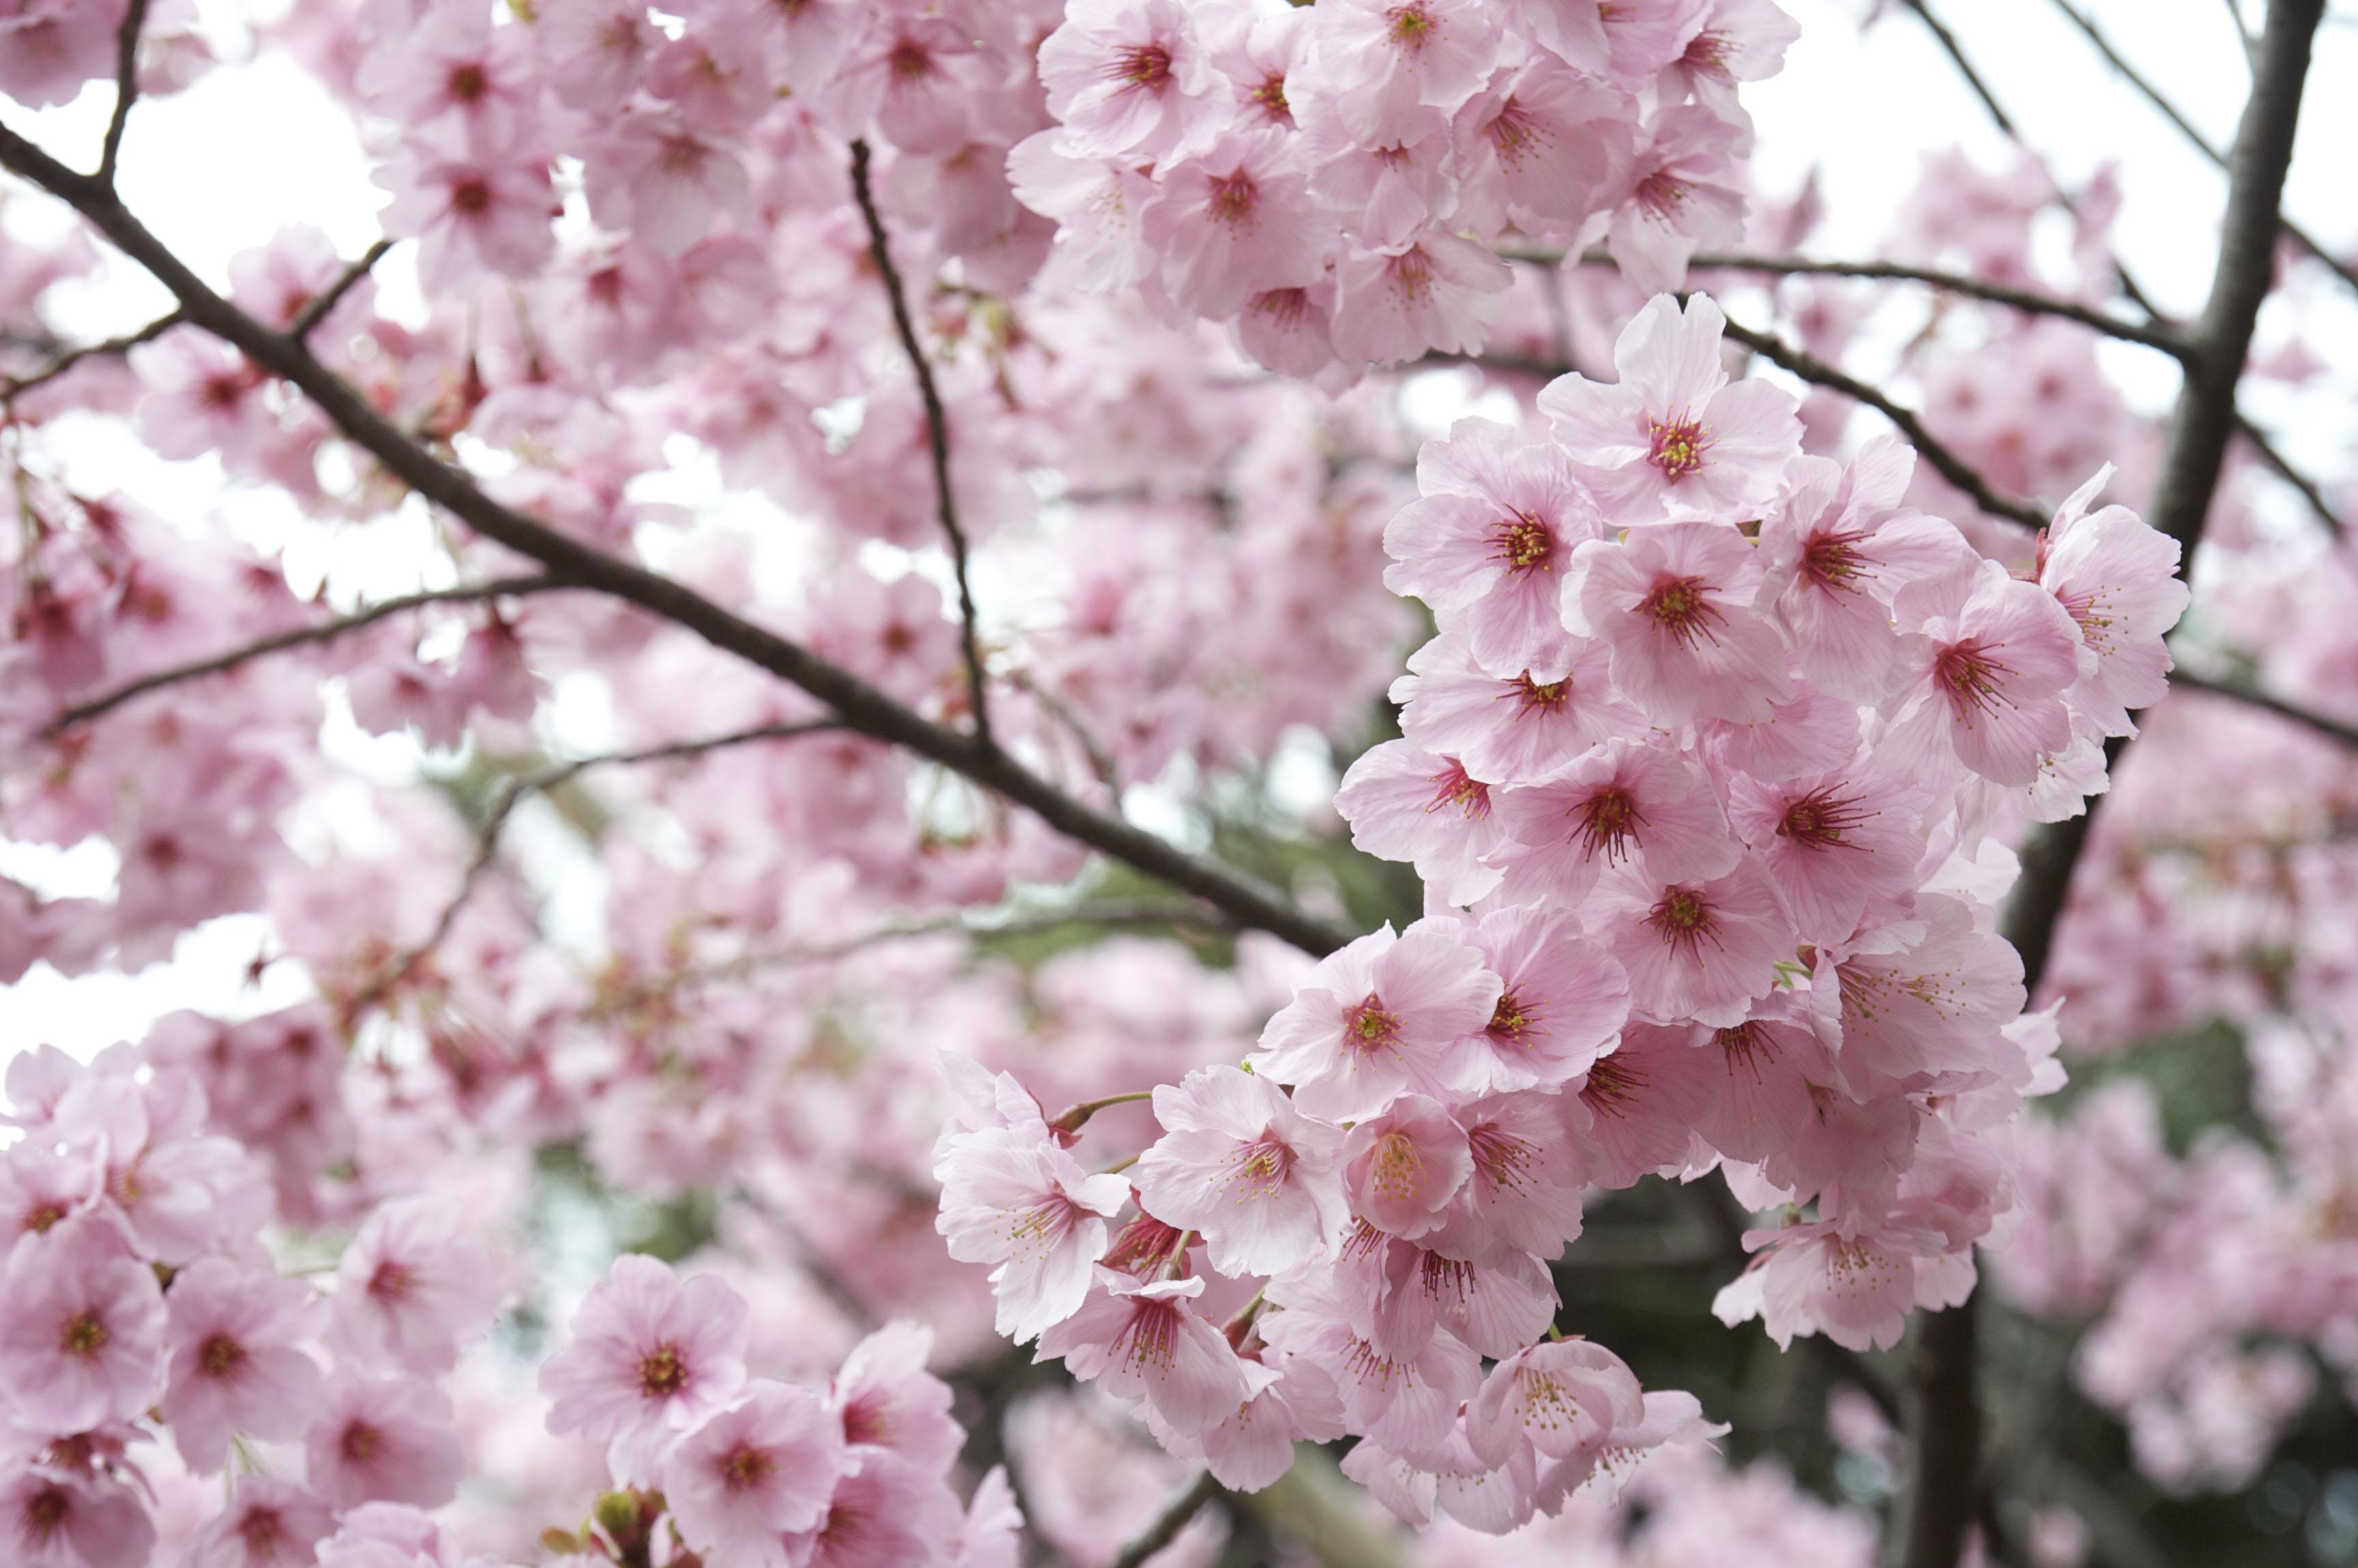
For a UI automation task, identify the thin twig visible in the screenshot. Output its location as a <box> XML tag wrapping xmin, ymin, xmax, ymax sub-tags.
<box><xmin>0</xmin><ymin>308</ymin><xmax>183</xmax><ymax>401</ymax></box>
<box><xmin>2234</xmin><ymin>412</ymin><xmax>2345</xmax><ymax>535</ymax></box>
<box><xmin>2171</xmin><ymin>667</ymin><xmax>2358</xmax><ymax>747</ymax></box>
<box><xmin>98</xmin><ymin>0</ymin><xmax>152</xmax><ymax>186</ymax></box>
<box><xmin>1895</xmin><ymin>0</ymin><xmax>2017</xmax><ymax>134</ymax></box>
<box><xmin>1105</xmin><ymin>1471</ymin><xmax>1221</xmax><ymax>1568</ymax></box>
<box><xmin>0</xmin><ymin>119</ymin><xmax>1352</xmax><ymax>957</ymax></box>
<box><xmin>847</xmin><ymin>139</ymin><xmax>993</xmax><ymax>747</ymax></box>
<box><xmin>47</xmin><ymin>575</ymin><xmax>564</xmax><ymax>732</ymax></box>
<box><xmin>1711</xmin><ymin>315</ymin><xmax>2052</xmax><ymax>529</ymax></box>
<box><xmin>289</xmin><ymin>239</ymin><xmax>393</xmax><ymax>341</ymax></box>
<box><xmin>2048</xmin><ymin>0</ymin><xmax>2358</xmax><ymax>297</ymax></box>
<box><xmin>353</xmin><ymin>720</ymin><xmax>846</xmax><ymax>1013</ymax></box>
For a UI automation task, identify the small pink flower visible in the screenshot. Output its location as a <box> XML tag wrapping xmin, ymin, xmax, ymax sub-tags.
<box><xmin>1330</xmin><ymin>229</ymin><xmax>1513</xmax><ymax>366</ymax></box>
<box><xmin>787</xmin><ymin>1450</ymin><xmax>965</xmax><ymax>1568</ymax></box>
<box><xmin>1333</xmin><ymin>742</ymin><xmax>1508</xmax><ymax>906</ymax></box>
<box><xmin>1143</xmin><ymin>131</ymin><xmax>1334</xmax><ymax>320</ymax></box>
<box><xmin>1258</xmin><ymin>1274</ymin><xmax>1479</xmax><ymax>1466</ymax></box>
<box><xmin>1423</xmin><ymin>1091</ymin><xmax>1591</xmax><ymax>1266</ymax></box>
<box><xmin>1713</xmin><ymin>1221</ymin><xmax>1927</xmax><ymax>1352</ymax></box>
<box><xmin>1690</xmin><ymin>997</ymin><xmax>1839</xmax><ymax>1166</ymax></box>
<box><xmin>1466</xmin><ymin>1338</ymin><xmax>1644</xmax><ymax>1469</ymax></box>
<box><xmin>540</xmin><ymin>1253</ymin><xmax>751</xmax><ymax>1484</ymax></box>
<box><xmin>1604</xmin><ymin>107</ymin><xmax>1749</xmax><ymax>294</ymax></box>
<box><xmin>1589</xmin><ymin>858</ymin><xmax>1796</xmax><ymax>1028</ymax></box>
<box><xmin>2037</xmin><ymin>466</ymin><xmax>2189</xmax><ymax>736</ymax></box>
<box><xmin>1489</xmin><ymin>737</ymin><xmax>1740</xmax><ymax>903</ymax></box>
<box><xmin>1567</xmin><ymin>520</ymin><xmax>1794</xmax><ymax>725</ymax></box>
<box><xmin>1883</xmin><ymin>557</ymin><xmax>2088</xmax><ymax>788</ymax></box>
<box><xmin>327</xmin><ymin>1195</ymin><xmax>501</xmax><ymax>1376</ymax></box>
<box><xmin>1448</xmin><ymin>905</ymin><xmax>1629</xmax><ymax>1096</ymax></box>
<box><xmin>181</xmin><ymin>1477</ymin><xmax>330</xmax><ymax>1568</ymax></box>
<box><xmin>304</xmin><ymin>1374</ymin><xmax>465</xmax><ymax>1511</ymax></box>
<box><xmin>1039</xmin><ymin>0</ymin><xmax>1217</xmax><ymax>162</ymax></box>
<box><xmin>162</xmin><ymin>1258</ymin><xmax>325</xmax><ymax>1472</ymax></box>
<box><xmin>934</xmin><ymin>1128</ymin><xmax>1131</xmax><ymax>1343</ymax></box>
<box><xmin>1451</xmin><ymin>55</ymin><xmax>1631</xmax><ymax>235</ymax></box>
<box><xmin>0</xmin><ymin>1464</ymin><xmax>154</xmax><ymax>1568</ymax></box>
<box><xmin>1576</xmin><ymin>1023</ymin><xmax>1724</xmax><ymax>1187</ymax></box>
<box><xmin>1133</xmin><ymin>1064</ymin><xmax>1347</xmax><ymax>1278</ymax></box>
<box><xmin>376</xmin><ymin>147</ymin><xmax>558</xmax><ymax>289</ymax></box>
<box><xmin>581</xmin><ymin>111</ymin><xmax>750</xmax><ymax>257</ymax></box>
<box><xmin>1250</xmin><ymin>920</ymin><xmax>1502</xmax><ymax>1123</ymax></box>
<box><xmin>1341</xmin><ymin>1095</ymin><xmax>1472</xmax><ymax>1240</ymax></box>
<box><xmin>830</xmin><ymin>1320</ymin><xmax>963</xmax><ymax>1472</ymax></box>
<box><xmin>1309</xmin><ymin>0</ymin><xmax>1501</xmax><ymax>147</ymax></box>
<box><xmin>1393</xmin><ymin>632</ymin><xmax>1645</xmax><ymax>783</ymax></box>
<box><xmin>1539</xmin><ymin>292</ymin><xmax>1799</xmax><ymax>521</ymax></box>
<box><xmin>0</xmin><ymin>1217</ymin><xmax>165</xmax><ymax>1434</ymax></box>
<box><xmin>1383</xmin><ymin>418</ymin><xmax>1609</xmax><ymax>678</ymax></box>
<box><xmin>665</xmin><ymin>1382</ymin><xmax>854</xmax><ymax>1568</ymax></box>
<box><xmin>1038</xmin><ymin>1274</ymin><xmax>1251</xmax><ymax>1431</ymax></box>
<box><xmin>1725</xmin><ymin>755</ymin><xmax>1932</xmax><ymax>946</ymax></box>
<box><xmin>1810</xmin><ymin>894</ymin><xmax>2026</xmax><ymax>1096</ymax></box>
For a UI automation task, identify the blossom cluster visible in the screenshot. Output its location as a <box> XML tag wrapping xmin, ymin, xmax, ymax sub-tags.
<box><xmin>932</xmin><ymin>292</ymin><xmax>2192</xmax><ymax>1533</ymax></box>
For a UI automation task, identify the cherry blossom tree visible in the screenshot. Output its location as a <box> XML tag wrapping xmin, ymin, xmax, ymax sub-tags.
<box><xmin>0</xmin><ymin>1</ymin><xmax>2351</xmax><ymax>1567</ymax></box>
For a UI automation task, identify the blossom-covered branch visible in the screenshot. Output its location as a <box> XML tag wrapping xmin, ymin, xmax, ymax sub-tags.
<box><xmin>0</xmin><ymin>119</ymin><xmax>1354</xmax><ymax>959</ymax></box>
<box><xmin>0</xmin><ymin>306</ymin><xmax>182</xmax><ymax>400</ymax></box>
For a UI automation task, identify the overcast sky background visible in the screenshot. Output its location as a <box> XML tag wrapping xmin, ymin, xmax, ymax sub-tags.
<box><xmin>1</xmin><ymin>0</ymin><xmax>2352</xmax><ymax>1063</ymax></box>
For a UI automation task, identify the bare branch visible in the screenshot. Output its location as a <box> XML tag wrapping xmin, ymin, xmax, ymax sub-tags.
<box><xmin>1894</xmin><ymin>0</ymin><xmax>2017</xmax><ymax>134</ymax></box>
<box><xmin>0</xmin><ymin>119</ymin><xmax>1352</xmax><ymax>957</ymax></box>
<box><xmin>289</xmin><ymin>239</ymin><xmax>394</xmax><ymax>342</ymax></box>
<box><xmin>1105</xmin><ymin>1471</ymin><xmax>1221</xmax><ymax>1568</ymax></box>
<box><xmin>356</xmin><ymin>720</ymin><xmax>847</xmax><ymax>1014</ymax></box>
<box><xmin>2172</xmin><ymin>667</ymin><xmax>2358</xmax><ymax>747</ymax></box>
<box><xmin>1711</xmin><ymin>315</ymin><xmax>2052</xmax><ymax>529</ymax></box>
<box><xmin>2048</xmin><ymin>0</ymin><xmax>2358</xmax><ymax>297</ymax></box>
<box><xmin>98</xmin><ymin>0</ymin><xmax>151</xmax><ymax>186</ymax></box>
<box><xmin>847</xmin><ymin>139</ymin><xmax>993</xmax><ymax>747</ymax></box>
<box><xmin>48</xmin><ymin>576</ymin><xmax>565</xmax><ymax>732</ymax></box>
<box><xmin>2234</xmin><ymin>412</ymin><xmax>2344</xmax><ymax>535</ymax></box>
<box><xmin>1</xmin><ymin>307</ymin><xmax>183</xmax><ymax>401</ymax></box>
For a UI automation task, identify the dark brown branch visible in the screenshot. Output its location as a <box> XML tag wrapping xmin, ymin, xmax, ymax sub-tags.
<box><xmin>2172</xmin><ymin>667</ymin><xmax>2358</xmax><ymax>747</ymax></box>
<box><xmin>0</xmin><ymin>121</ymin><xmax>1350</xmax><ymax>958</ymax></box>
<box><xmin>1895</xmin><ymin>0</ymin><xmax>2018</xmax><ymax>134</ymax></box>
<box><xmin>289</xmin><ymin>238</ymin><xmax>393</xmax><ymax>342</ymax></box>
<box><xmin>47</xmin><ymin>576</ymin><xmax>564</xmax><ymax>731</ymax></box>
<box><xmin>2048</xmin><ymin>0</ymin><xmax>2358</xmax><ymax>298</ymax></box>
<box><xmin>1</xmin><ymin>308</ymin><xmax>182</xmax><ymax>401</ymax></box>
<box><xmin>2234</xmin><ymin>413</ymin><xmax>2344</xmax><ymax>535</ymax></box>
<box><xmin>1683</xmin><ymin>252</ymin><xmax>2191</xmax><ymax>358</ymax></box>
<box><xmin>1711</xmin><ymin>315</ymin><xmax>2052</xmax><ymax>529</ymax></box>
<box><xmin>1104</xmin><ymin>1470</ymin><xmax>1221</xmax><ymax>1568</ymax></box>
<box><xmin>98</xmin><ymin>0</ymin><xmax>151</xmax><ymax>186</ymax></box>
<box><xmin>1934</xmin><ymin>6</ymin><xmax>2329</xmax><ymax>1568</ymax></box>
<box><xmin>847</xmin><ymin>139</ymin><xmax>993</xmax><ymax>746</ymax></box>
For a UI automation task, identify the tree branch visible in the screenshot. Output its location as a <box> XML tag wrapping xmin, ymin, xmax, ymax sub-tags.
<box><xmin>847</xmin><ymin>139</ymin><xmax>993</xmax><ymax>747</ymax></box>
<box><xmin>1709</xmin><ymin>315</ymin><xmax>2052</xmax><ymax>529</ymax></box>
<box><xmin>1104</xmin><ymin>1471</ymin><xmax>1221</xmax><ymax>1568</ymax></box>
<box><xmin>1894</xmin><ymin>0</ymin><xmax>2018</xmax><ymax>134</ymax></box>
<box><xmin>2171</xmin><ymin>667</ymin><xmax>2358</xmax><ymax>747</ymax></box>
<box><xmin>1915</xmin><ymin>6</ymin><xmax>2329</xmax><ymax>1568</ymax></box>
<box><xmin>1</xmin><ymin>307</ymin><xmax>183</xmax><ymax>401</ymax></box>
<box><xmin>2048</xmin><ymin>0</ymin><xmax>2358</xmax><ymax>298</ymax></box>
<box><xmin>289</xmin><ymin>238</ymin><xmax>393</xmax><ymax>342</ymax></box>
<box><xmin>98</xmin><ymin>0</ymin><xmax>151</xmax><ymax>187</ymax></box>
<box><xmin>47</xmin><ymin>575</ymin><xmax>566</xmax><ymax>732</ymax></box>
<box><xmin>355</xmin><ymin>720</ymin><xmax>847</xmax><ymax>1014</ymax></box>
<box><xmin>0</xmin><ymin>119</ymin><xmax>1350</xmax><ymax>958</ymax></box>
<box><xmin>2233</xmin><ymin>413</ymin><xmax>2344</xmax><ymax>535</ymax></box>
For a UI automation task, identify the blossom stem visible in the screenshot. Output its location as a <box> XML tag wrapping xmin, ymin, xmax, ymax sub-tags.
<box><xmin>1048</xmin><ymin>1090</ymin><xmax>1156</xmax><ymax>1133</ymax></box>
<box><xmin>1161</xmin><ymin>1230</ymin><xmax>1195</xmax><ymax>1279</ymax></box>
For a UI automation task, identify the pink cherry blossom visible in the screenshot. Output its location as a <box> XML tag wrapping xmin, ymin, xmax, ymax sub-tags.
<box><xmin>1577</xmin><ymin>1023</ymin><xmax>1721</xmax><ymax>1187</ymax></box>
<box><xmin>1566</xmin><ymin>520</ymin><xmax>1794</xmax><ymax>724</ymax></box>
<box><xmin>0</xmin><ymin>1464</ymin><xmax>154</xmax><ymax>1568</ymax></box>
<box><xmin>1333</xmin><ymin>742</ymin><xmax>1508</xmax><ymax>905</ymax></box>
<box><xmin>1133</xmin><ymin>1064</ymin><xmax>1348</xmax><ymax>1277</ymax></box>
<box><xmin>1588</xmin><ymin>857</ymin><xmax>1798</xmax><ymax>1027</ymax></box>
<box><xmin>934</xmin><ymin>1127</ymin><xmax>1131</xmax><ymax>1343</ymax></box>
<box><xmin>1330</xmin><ymin>229</ymin><xmax>1513</xmax><ymax>366</ymax></box>
<box><xmin>0</xmin><ymin>1218</ymin><xmax>165</xmax><ymax>1434</ymax></box>
<box><xmin>665</xmin><ymin>1381</ymin><xmax>854</xmax><ymax>1568</ymax></box>
<box><xmin>1038</xmin><ymin>0</ymin><xmax>1217</xmax><ymax>162</ymax></box>
<box><xmin>181</xmin><ymin>1477</ymin><xmax>332</xmax><ymax>1568</ymax></box>
<box><xmin>1466</xmin><ymin>1337</ymin><xmax>1646</xmax><ymax>1470</ymax></box>
<box><xmin>1449</xmin><ymin>904</ymin><xmax>1628</xmax><ymax>1094</ymax></box>
<box><xmin>1490</xmin><ymin>736</ymin><xmax>1741</xmax><ymax>903</ymax></box>
<box><xmin>160</xmin><ymin>1257</ymin><xmax>323</xmax><ymax>1472</ymax></box>
<box><xmin>830</xmin><ymin>1320</ymin><xmax>963</xmax><ymax>1472</ymax></box>
<box><xmin>1142</xmin><ymin>131</ymin><xmax>1333</xmax><ymax>319</ymax></box>
<box><xmin>539</xmin><ymin>1253</ymin><xmax>751</xmax><ymax>1484</ymax></box>
<box><xmin>1424</xmin><ymin>1091</ymin><xmax>1592</xmax><ymax>1265</ymax></box>
<box><xmin>1036</xmin><ymin>1274</ymin><xmax>1250</xmax><ymax>1430</ymax></box>
<box><xmin>1393</xmin><ymin>631</ymin><xmax>1646</xmax><ymax>783</ymax></box>
<box><xmin>1539</xmin><ymin>292</ymin><xmax>1801</xmax><ymax>521</ymax></box>
<box><xmin>2037</xmin><ymin>466</ymin><xmax>2189</xmax><ymax>736</ymax></box>
<box><xmin>1724</xmin><ymin>754</ymin><xmax>1930</xmax><ymax>946</ymax></box>
<box><xmin>327</xmin><ymin>1194</ymin><xmax>501</xmax><ymax>1375</ymax></box>
<box><xmin>375</xmin><ymin>146</ymin><xmax>557</xmax><ymax>288</ymax></box>
<box><xmin>304</xmin><ymin>1373</ymin><xmax>465</xmax><ymax>1511</ymax></box>
<box><xmin>1883</xmin><ymin>556</ymin><xmax>2088</xmax><ymax>788</ymax></box>
<box><xmin>1343</xmin><ymin>1094</ymin><xmax>1474</xmax><ymax>1239</ymax></box>
<box><xmin>1249</xmin><ymin>920</ymin><xmax>1503</xmax><ymax>1122</ymax></box>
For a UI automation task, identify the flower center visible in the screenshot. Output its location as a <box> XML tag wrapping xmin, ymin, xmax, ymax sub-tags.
<box><xmin>1511</xmin><ymin>671</ymin><xmax>1568</xmax><ymax>718</ymax></box>
<box><xmin>1207</xmin><ymin>171</ymin><xmax>1258</xmax><ymax>228</ymax></box>
<box><xmin>1468</xmin><ymin>1123</ymin><xmax>1537</xmax><ymax>1193</ymax></box>
<box><xmin>1644</xmin><ymin>888</ymin><xmax>1719</xmax><ymax>959</ymax></box>
<box><xmin>1636</xmin><ymin>575</ymin><xmax>1721</xmax><ymax>645</ymax></box>
<box><xmin>339</xmin><ymin>1420</ymin><xmax>383</xmax><ymax>1466</ymax></box>
<box><xmin>1571</xmin><ymin>785</ymin><xmax>1645</xmax><ymax>862</ymax></box>
<box><xmin>1223</xmin><ymin>1133</ymin><xmax>1293</xmax><ymax>1200</ymax></box>
<box><xmin>1799</xmin><ymin>527</ymin><xmax>1869</xmax><ymax>592</ymax></box>
<box><xmin>1487</xmin><ymin>987</ymin><xmax>1535</xmax><ymax>1045</ymax></box>
<box><xmin>200</xmin><ymin>1332</ymin><xmax>248</xmax><ymax>1378</ymax></box>
<box><xmin>1368</xmin><ymin>1132</ymin><xmax>1425</xmax><ymax>1204</ymax></box>
<box><xmin>1715</xmin><ymin>1022</ymin><xmax>1779</xmax><ymax>1079</ymax></box>
<box><xmin>20</xmin><ymin>1483</ymin><xmax>68</xmax><ymax>1542</ymax></box>
<box><xmin>368</xmin><ymin>1259</ymin><xmax>418</xmax><ymax>1303</ymax></box>
<box><xmin>638</xmin><ymin>1341</ymin><xmax>690</xmax><ymax>1397</ymax></box>
<box><xmin>1107</xmin><ymin>42</ymin><xmax>1172</xmax><ymax>91</ymax></box>
<box><xmin>1779</xmin><ymin>785</ymin><xmax>1873</xmax><ymax>849</ymax></box>
<box><xmin>1345</xmin><ymin>995</ymin><xmax>1401</xmax><ymax>1054</ymax></box>
<box><xmin>449</xmin><ymin>177</ymin><xmax>493</xmax><ymax>217</ymax></box>
<box><xmin>448</xmin><ymin>62</ymin><xmax>486</xmax><ymax>102</ymax></box>
<box><xmin>886</xmin><ymin>37</ymin><xmax>934</xmax><ymax>81</ymax></box>
<box><xmin>720</xmin><ymin>1442</ymin><xmax>776</xmax><ymax>1493</ymax></box>
<box><xmin>1580</xmin><ymin>1054</ymin><xmax>1649</xmax><ymax>1120</ymax></box>
<box><xmin>1932</xmin><ymin>639</ymin><xmax>2011</xmax><ymax>721</ymax></box>
<box><xmin>1386</xmin><ymin>2</ymin><xmax>1438</xmax><ymax>50</ymax></box>
<box><xmin>1426</xmin><ymin>759</ymin><xmax>1490</xmax><ymax>820</ymax></box>
<box><xmin>1646</xmin><ymin>416</ymin><xmax>1711</xmax><ymax>481</ymax></box>
<box><xmin>1634</xmin><ymin>170</ymin><xmax>1691</xmax><ymax>220</ymax></box>
<box><xmin>59</xmin><ymin>1311</ymin><xmax>109</xmax><ymax>1360</ymax></box>
<box><xmin>1491</xmin><ymin>511</ymin><xmax>1556</xmax><ymax>575</ymax></box>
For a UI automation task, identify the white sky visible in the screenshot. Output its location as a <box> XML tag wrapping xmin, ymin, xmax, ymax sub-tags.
<box><xmin>1</xmin><ymin>0</ymin><xmax>2353</xmax><ymax>1060</ymax></box>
